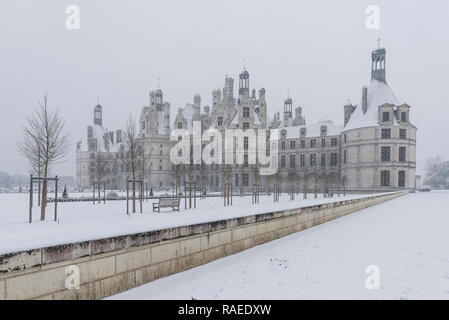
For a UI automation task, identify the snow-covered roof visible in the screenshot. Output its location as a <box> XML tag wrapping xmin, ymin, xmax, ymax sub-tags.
<box><xmin>84</xmin><ymin>124</ymin><xmax>123</xmax><ymax>152</ymax></box>
<box><xmin>277</xmin><ymin>118</ymin><xmax>343</xmax><ymax>139</ymax></box>
<box><xmin>230</xmin><ymin>110</ymin><xmax>238</xmax><ymax>125</ymax></box>
<box><xmin>344</xmin><ymin>79</ymin><xmax>399</xmax><ymax>131</ymax></box>
<box><xmin>254</xmin><ymin>109</ymin><xmax>261</xmax><ymax>125</ymax></box>
<box><xmin>92</xmin><ymin>124</ymin><xmax>106</xmax><ymax>151</ymax></box>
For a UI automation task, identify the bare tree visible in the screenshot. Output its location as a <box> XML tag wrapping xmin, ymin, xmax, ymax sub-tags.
<box><xmin>94</xmin><ymin>147</ymin><xmax>107</xmax><ymax>203</ymax></box>
<box><xmin>18</xmin><ymin>127</ymin><xmax>44</xmax><ymax>205</ymax></box>
<box><xmin>122</xmin><ymin>115</ymin><xmax>141</xmax><ymax>213</ymax></box>
<box><xmin>19</xmin><ymin>95</ymin><xmax>70</xmax><ymax>220</ymax></box>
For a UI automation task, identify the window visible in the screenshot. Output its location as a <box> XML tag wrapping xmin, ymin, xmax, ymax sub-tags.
<box><xmin>399</xmin><ymin>129</ymin><xmax>406</xmax><ymax>139</ymax></box>
<box><xmin>243</xmin><ymin>122</ymin><xmax>249</xmax><ymax>129</ymax></box>
<box><xmin>300</xmin><ymin>154</ymin><xmax>305</xmax><ymax>167</ymax></box>
<box><xmin>177</xmin><ymin>122</ymin><xmax>182</xmax><ymax>129</ymax></box>
<box><xmin>321</xmin><ymin>139</ymin><xmax>326</xmax><ymax>148</ymax></box>
<box><xmin>399</xmin><ymin>147</ymin><xmax>406</xmax><ymax>162</ymax></box>
<box><xmin>344</xmin><ymin>134</ymin><xmax>347</xmax><ymax>143</ymax></box>
<box><xmin>310</xmin><ymin>139</ymin><xmax>316</xmax><ymax>148</ymax></box>
<box><xmin>381</xmin><ymin>128</ymin><xmax>391</xmax><ymax>139</ymax></box>
<box><xmin>142</xmin><ymin>122</ymin><xmax>145</xmax><ymax>129</ymax></box>
<box><xmin>281</xmin><ymin>141</ymin><xmax>286</xmax><ymax>150</ymax></box>
<box><xmin>290</xmin><ymin>154</ymin><xmax>296</xmax><ymax>168</ymax></box>
<box><xmin>343</xmin><ymin>150</ymin><xmax>347</xmax><ymax>163</ymax></box>
<box><xmin>243</xmin><ymin>107</ymin><xmax>250</xmax><ymax>118</ymax></box>
<box><xmin>242</xmin><ymin>173</ymin><xmax>249</xmax><ymax>187</ymax></box>
<box><xmin>280</xmin><ymin>155</ymin><xmax>286</xmax><ymax>168</ymax></box>
<box><xmin>382</xmin><ymin>112</ymin><xmax>390</xmax><ymax>122</ymax></box>
<box><xmin>218</xmin><ymin>116</ymin><xmax>223</xmax><ymax>126</ymax></box>
<box><xmin>331</xmin><ymin>138</ymin><xmax>338</xmax><ymax>147</ymax></box>
<box><xmin>310</xmin><ymin>154</ymin><xmax>316</xmax><ymax>167</ymax></box>
<box><xmin>300</xmin><ymin>140</ymin><xmax>306</xmax><ymax>149</ymax></box>
<box><xmin>381</xmin><ymin>170</ymin><xmax>390</xmax><ymax>187</ymax></box>
<box><xmin>331</xmin><ymin>153</ymin><xmax>338</xmax><ymax>166</ymax></box>
<box><xmin>235</xmin><ymin>174</ymin><xmax>239</xmax><ymax>186</ymax></box>
<box><xmin>290</xmin><ymin>140</ymin><xmax>296</xmax><ymax>149</ymax></box>
<box><xmin>243</xmin><ymin>155</ymin><xmax>248</xmax><ymax>167</ymax></box>
<box><xmin>398</xmin><ymin>170</ymin><xmax>405</xmax><ymax>187</ymax></box>
<box><xmin>321</xmin><ymin>153</ymin><xmax>326</xmax><ymax>167</ymax></box>
<box><xmin>244</xmin><ymin>137</ymin><xmax>248</xmax><ymax>150</ymax></box>
<box><xmin>401</xmin><ymin>112</ymin><xmax>407</xmax><ymax>122</ymax></box>
<box><xmin>381</xmin><ymin>146</ymin><xmax>391</xmax><ymax>161</ymax></box>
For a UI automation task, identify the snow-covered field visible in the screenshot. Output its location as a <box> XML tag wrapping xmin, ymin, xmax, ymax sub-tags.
<box><xmin>0</xmin><ymin>192</ymin><xmax>376</xmax><ymax>255</ymax></box>
<box><xmin>109</xmin><ymin>191</ymin><xmax>449</xmax><ymax>300</ymax></box>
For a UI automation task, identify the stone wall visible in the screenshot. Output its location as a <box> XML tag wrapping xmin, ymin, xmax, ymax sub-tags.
<box><xmin>0</xmin><ymin>191</ymin><xmax>406</xmax><ymax>300</ymax></box>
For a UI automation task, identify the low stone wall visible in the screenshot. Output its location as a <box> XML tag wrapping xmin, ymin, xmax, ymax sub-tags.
<box><xmin>0</xmin><ymin>191</ymin><xmax>406</xmax><ymax>300</ymax></box>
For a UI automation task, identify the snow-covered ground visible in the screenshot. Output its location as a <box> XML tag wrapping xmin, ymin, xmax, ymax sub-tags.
<box><xmin>109</xmin><ymin>191</ymin><xmax>449</xmax><ymax>300</ymax></box>
<box><xmin>0</xmin><ymin>192</ymin><xmax>377</xmax><ymax>255</ymax></box>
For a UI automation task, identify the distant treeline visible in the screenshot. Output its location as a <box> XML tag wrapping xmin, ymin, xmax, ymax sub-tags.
<box><xmin>0</xmin><ymin>172</ymin><xmax>75</xmax><ymax>188</ymax></box>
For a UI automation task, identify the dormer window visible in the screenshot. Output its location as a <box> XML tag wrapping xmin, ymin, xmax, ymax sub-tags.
<box><xmin>178</xmin><ymin>122</ymin><xmax>183</xmax><ymax>129</ymax></box>
<box><xmin>401</xmin><ymin>112</ymin><xmax>407</xmax><ymax>122</ymax></box>
<box><xmin>382</xmin><ymin>112</ymin><xmax>390</xmax><ymax>122</ymax></box>
<box><xmin>300</xmin><ymin>128</ymin><xmax>306</xmax><ymax>138</ymax></box>
<box><xmin>281</xmin><ymin>129</ymin><xmax>286</xmax><ymax>138</ymax></box>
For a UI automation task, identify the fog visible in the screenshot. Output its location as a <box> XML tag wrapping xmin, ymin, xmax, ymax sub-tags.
<box><xmin>0</xmin><ymin>0</ymin><xmax>448</xmax><ymax>177</ymax></box>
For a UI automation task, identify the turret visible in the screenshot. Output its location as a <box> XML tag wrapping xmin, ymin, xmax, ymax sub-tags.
<box><xmin>239</xmin><ymin>69</ymin><xmax>249</xmax><ymax>97</ymax></box>
<box><xmin>371</xmin><ymin>47</ymin><xmax>386</xmax><ymax>83</ymax></box>
<box><xmin>283</xmin><ymin>97</ymin><xmax>293</xmax><ymax>119</ymax></box>
<box><xmin>93</xmin><ymin>104</ymin><xmax>102</xmax><ymax>126</ymax></box>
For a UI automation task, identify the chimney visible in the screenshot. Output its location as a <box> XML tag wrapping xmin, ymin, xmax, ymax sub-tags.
<box><xmin>362</xmin><ymin>86</ymin><xmax>368</xmax><ymax>114</ymax></box>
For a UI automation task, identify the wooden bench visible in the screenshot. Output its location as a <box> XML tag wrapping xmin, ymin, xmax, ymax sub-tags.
<box><xmin>153</xmin><ymin>197</ymin><xmax>180</xmax><ymax>212</ymax></box>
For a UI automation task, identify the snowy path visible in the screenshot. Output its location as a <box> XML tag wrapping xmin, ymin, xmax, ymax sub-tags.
<box><xmin>0</xmin><ymin>192</ymin><xmax>377</xmax><ymax>255</ymax></box>
<box><xmin>109</xmin><ymin>191</ymin><xmax>449</xmax><ymax>300</ymax></box>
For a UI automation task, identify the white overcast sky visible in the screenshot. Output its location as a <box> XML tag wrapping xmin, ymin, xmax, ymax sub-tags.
<box><xmin>0</xmin><ymin>0</ymin><xmax>448</xmax><ymax>177</ymax></box>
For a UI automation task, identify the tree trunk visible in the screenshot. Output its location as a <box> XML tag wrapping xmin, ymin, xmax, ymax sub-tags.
<box><xmin>132</xmin><ymin>179</ymin><xmax>136</xmax><ymax>213</ymax></box>
<box><xmin>40</xmin><ymin>179</ymin><xmax>46</xmax><ymax>220</ymax></box>
<box><xmin>98</xmin><ymin>181</ymin><xmax>101</xmax><ymax>203</ymax></box>
<box><xmin>37</xmin><ymin>179</ymin><xmax>41</xmax><ymax>206</ymax></box>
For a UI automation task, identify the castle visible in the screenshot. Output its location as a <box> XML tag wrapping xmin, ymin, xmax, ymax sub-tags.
<box><xmin>76</xmin><ymin>46</ymin><xmax>417</xmax><ymax>191</ymax></box>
